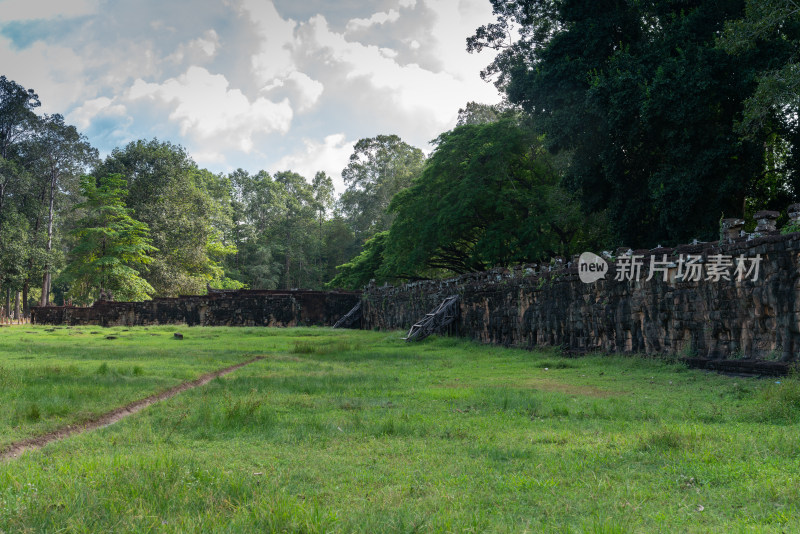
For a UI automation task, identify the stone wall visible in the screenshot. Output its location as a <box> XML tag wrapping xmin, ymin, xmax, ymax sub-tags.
<box><xmin>29</xmin><ymin>218</ymin><xmax>800</xmax><ymax>366</ymax></box>
<box><xmin>31</xmin><ymin>290</ymin><xmax>360</xmax><ymax>328</ymax></box>
<box><xmin>362</xmin><ymin>232</ymin><xmax>800</xmax><ymax>362</ymax></box>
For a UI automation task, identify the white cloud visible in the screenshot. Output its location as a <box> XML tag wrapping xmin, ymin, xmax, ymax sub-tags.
<box><xmin>345</xmin><ymin>9</ymin><xmax>400</xmax><ymax>33</ymax></box>
<box><xmin>235</xmin><ymin>0</ymin><xmax>297</xmax><ymax>86</ymax></box>
<box><xmin>0</xmin><ymin>0</ymin><xmax>502</xmax><ymax>180</ymax></box>
<box><xmin>304</xmin><ymin>14</ymin><xmax>495</xmax><ymax>127</ymax></box>
<box><xmin>0</xmin><ymin>0</ymin><xmax>98</xmax><ymax>21</ymax></box>
<box><xmin>127</xmin><ymin>66</ymin><xmax>293</xmax><ymax>152</ymax></box>
<box><xmin>0</xmin><ymin>38</ymin><xmax>89</xmax><ymax>113</ymax></box>
<box><xmin>166</xmin><ymin>29</ymin><xmax>219</xmax><ymax>64</ymax></box>
<box><xmin>194</xmin><ymin>31</ymin><xmax>218</xmax><ymax>56</ymax></box>
<box><xmin>284</xmin><ymin>70</ymin><xmax>324</xmax><ymax>112</ymax></box>
<box><xmin>66</xmin><ymin>97</ymin><xmax>128</xmax><ymax>130</ymax></box>
<box><xmin>275</xmin><ymin>133</ymin><xmax>354</xmax><ymax>193</ymax></box>
<box><xmin>235</xmin><ymin>1</ymin><xmax>323</xmax><ymax>112</ymax></box>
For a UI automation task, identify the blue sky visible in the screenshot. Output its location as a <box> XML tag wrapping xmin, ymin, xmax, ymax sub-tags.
<box><xmin>0</xmin><ymin>0</ymin><xmax>500</xmax><ymax>192</ymax></box>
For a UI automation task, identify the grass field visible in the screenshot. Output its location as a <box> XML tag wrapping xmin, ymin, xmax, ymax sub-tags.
<box><xmin>1</xmin><ymin>325</ymin><xmax>800</xmax><ymax>532</ymax></box>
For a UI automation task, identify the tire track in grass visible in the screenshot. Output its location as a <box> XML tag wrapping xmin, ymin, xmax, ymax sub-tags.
<box><xmin>0</xmin><ymin>356</ymin><xmax>265</xmax><ymax>461</ymax></box>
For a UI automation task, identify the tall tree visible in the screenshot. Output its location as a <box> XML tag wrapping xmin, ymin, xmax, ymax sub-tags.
<box><xmin>719</xmin><ymin>0</ymin><xmax>800</xmax><ymax>214</ymax></box>
<box><xmin>60</xmin><ymin>174</ymin><xmax>156</xmax><ymax>303</ymax></box>
<box><xmin>469</xmin><ymin>0</ymin><xmax>772</xmax><ymax>247</ymax></box>
<box><xmin>224</xmin><ymin>169</ymin><xmax>284</xmax><ymax>290</ymax></box>
<box><xmin>719</xmin><ymin>0</ymin><xmax>800</xmax><ymax>135</ymax></box>
<box><xmin>310</xmin><ymin>171</ymin><xmax>335</xmax><ymax>287</ymax></box>
<box><xmin>274</xmin><ymin>170</ymin><xmax>315</xmax><ymax>289</ymax></box>
<box><xmin>96</xmin><ymin>139</ymin><xmax>236</xmax><ymax>296</ymax></box>
<box><xmin>0</xmin><ymin>76</ymin><xmax>39</xmax><ymax>228</ymax></box>
<box><xmin>383</xmin><ymin>118</ymin><xmax>600</xmax><ymax>278</ymax></box>
<box><xmin>338</xmin><ymin>135</ymin><xmax>425</xmax><ymax>241</ymax></box>
<box><xmin>28</xmin><ymin>114</ymin><xmax>97</xmax><ymax>305</ymax></box>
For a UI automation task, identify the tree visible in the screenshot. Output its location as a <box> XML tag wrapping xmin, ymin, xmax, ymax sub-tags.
<box><xmin>339</xmin><ymin>135</ymin><xmax>425</xmax><ymax>241</ymax></box>
<box><xmin>309</xmin><ymin>171</ymin><xmax>335</xmax><ymax>287</ymax></box>
<box><xmin>60</xmin><ymin>174</ymin><xmax>156</xmax><ymax>303</ymax></box>
<box><xmin>328</xmin><ymin>231</ymin><xmax>389</xmax><ymax>290</ymax></box>
<box><xmin>469</xmin><ymin>0</ymin><xmax>773</xmax><ymax>247</ymax></box>
<box><xmin>274</xmin><ymin>170</ymin><xmax>316</xmax><ymax>289</ymax></box>
<box><xmin>96</xmin><ymin>140</ymin><xmax>237</xmax><ymax>296</ymax></box>
<box><xmin>28</xmin><ymin>114</ymin><xmax>98</xmax><ymax>305</ymax></box>
<box><xmin>719</xmin><ymin>0</ymin><xmax>800</xmax><ymax>215</ymax></box>
<box><xmin>0</xmin><ymin>76</ymin><xmax>39</xmax><ymax>227</ymax></box>
<box><xmin>456</xmin><ymin>101</ymin><xmax>505</xmax><ymax>126</ymax></box>
<box><xmin>382</xmin><ymin>118</ymin><xmax>601</xmax><ymax>278</ymax></box>
<box><xmin>719</xmin><ymin>0</ymin><xmax>800</xmax><ymax>135</ymax></box>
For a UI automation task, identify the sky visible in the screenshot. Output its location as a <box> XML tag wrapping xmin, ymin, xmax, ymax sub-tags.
<box><xmin>0</xmin><ymin>0</ymin><xmax>501</xmax><ymax>193</ymax></box>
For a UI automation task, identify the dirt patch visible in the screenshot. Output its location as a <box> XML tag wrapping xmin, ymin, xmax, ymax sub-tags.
<box><xmin>0</xmin><ymin>356</ymin><xmax>264</xmax><ymax>461</ymax></box>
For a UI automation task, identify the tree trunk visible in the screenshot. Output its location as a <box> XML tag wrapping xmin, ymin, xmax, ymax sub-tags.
<box><xmin>22</xmin><ymin>280</ymin><xmax>28</xmax><ymax>318</ymax></box>
<box><xmin>41</xmin><ymin>168</ymin><xmax>56</xmax><ymax>306</ymax></box>
<box><xmin>5</xmin><ymin>287</ymin><xmax>10</xmax><ymax>321</ymax></box>
<box><xmin>284</xmin><ymin>214</ymin><xmax>291</xmax><ymax>289</ymax></box>
<box><xmin>14</xmin><ymin>290</ymin><xmax>20</xmax><ymax>321</ymax></box>
<box><xmin>41</xmin><ymin>271</ymin><xmax>50</xmax><ymax>307</ymax></box>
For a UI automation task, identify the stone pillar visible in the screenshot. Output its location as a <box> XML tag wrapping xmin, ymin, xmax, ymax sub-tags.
<box><xmin>754</xmin><ymin>210</ymin><xmax>779</xmax><ymax>233</ymax></box>
<box><xmin>720</xmin><ymin>218</ymin><xmax>745</xmax><ymax>240</ymax></box>
<box><xmin>788</xmin><ymin>203</ymin><xmax>800</xmax><ymax>222</ymax></box>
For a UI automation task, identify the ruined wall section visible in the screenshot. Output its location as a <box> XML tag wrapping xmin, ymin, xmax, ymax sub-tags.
<box><xmin>31</xmin><ymin>290</ymin><xmax>360</xmax><ymax>328</ymax></box>
<box><xmin>363</xmin><ymin>233</ymin><xmax>800</xmax><ymax>361</ymax></box>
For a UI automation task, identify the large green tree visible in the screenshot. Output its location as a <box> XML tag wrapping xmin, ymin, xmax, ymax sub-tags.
<box><xmin>338</xmin><ymin>135</ymin><xmax>425</xmax><ymax>241</ymax></box>
<box><xmin>719</xmin><ymin>0</ymin><xmax>800</xmax><ymax>214</ymax></box>
<box><xmin>27</xmin><ymin>114</ymin><xmax>98</xmax><ymax>305</ymax></box>
<box><xmin>328</xmin><ymin>231</ymin><xmax>389</xmax><ymax>289</ymax></box>
<box><xmin>469</xmin><ymin>0</ymin><xmax>777</xmax><ymax>247</ymax></box>
<box><xmin>383</xmin><ymin>118</ymin><xmax>599</xmax><ymax>277</ymax></box>
<box><xmin>96</xmin><ymin>140</ymin><xmax>236</xmax><ymax>296</ymax></box>
<box><xmin>0</xmin><ymin>76</ymin><xmax>39</xmax><ymax>229</ymax></box>
<box><xmin>330</xmin><ymin>119</ymin><xmax>605</xmax><ymax>288</ymax></box>
<box><xmin>60</xmin><ymin>174</ymin><xmax>156</xmax><ymax>303</ymax></box>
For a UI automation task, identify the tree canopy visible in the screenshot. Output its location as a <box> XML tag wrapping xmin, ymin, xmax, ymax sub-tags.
<box><xmin>338</xmin><ymin>135</ymin><xmax>425</xmax><ymax>241</ymax></box>
<box><xmin>468</xmin><ymin>0</ymin><xmax>790</xmax><ymax>247</ymax></box>
<box><xmin>60</xmin><ymin>174</ymin><xmax>156</xmax><ymax>303</ymax></box>
<box><xmin>329</xmin><ymin>118</ymin><xmax>606</xmax><ymax>288</ymax></box>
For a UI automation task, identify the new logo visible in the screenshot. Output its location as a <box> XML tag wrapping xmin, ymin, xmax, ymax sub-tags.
<box><xmin>578</xmin><ymin>252</ymin><xmax>608</xmax><ymax>283</ymax></box>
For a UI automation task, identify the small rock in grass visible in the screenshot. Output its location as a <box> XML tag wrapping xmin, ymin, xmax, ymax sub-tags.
<box><xmin>174</xmin><ymin>332</ymin><xmax>184</xmax><ymax>340</ymax></box>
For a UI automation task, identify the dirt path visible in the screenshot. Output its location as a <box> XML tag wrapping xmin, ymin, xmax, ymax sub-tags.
<box><xmin>0</xmin><ymin>356</ymin><xmax>264</xmax><ymax>461</ymax></box>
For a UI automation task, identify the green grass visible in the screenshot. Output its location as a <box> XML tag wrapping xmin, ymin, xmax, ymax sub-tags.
<box><xmin>1</xmin><ymin>326</ymin><xmax>799</xmax><ymax>532</ymax></box>
<box><xmin>0</xmin><ymin>325</ymin><xmax>283</xmax><ymax>447</ymax></box>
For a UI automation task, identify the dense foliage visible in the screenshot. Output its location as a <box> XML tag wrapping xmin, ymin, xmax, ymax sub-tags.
<box><xmin>468</xmin><ymin>0</ymin><xmax>798</xmax><ymax>247</ymax></box>
<box><xmin>60</xmin><ymin>174</ymin><xmax>156</xmax><ymax>303</ymax></box>
<box><xmin>385</xmin><ymin>118</ymin><xmax>599</xmax><ymax>276</ymax></box>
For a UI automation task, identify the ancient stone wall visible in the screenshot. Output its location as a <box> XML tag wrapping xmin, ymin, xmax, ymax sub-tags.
<box><xmin>31</xmin><ymin>290</ymin><xmax>360</xmax><ymax>328</ymax></box>
<box><xmin>362</xmin><ymin>232</ymin><xmax>800</xmax><ymax>362</ymax></box>
<box><xmin>29</xmin><ymin>212</ymin><xmax>800</xmax><ymax>367</ymax></box>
